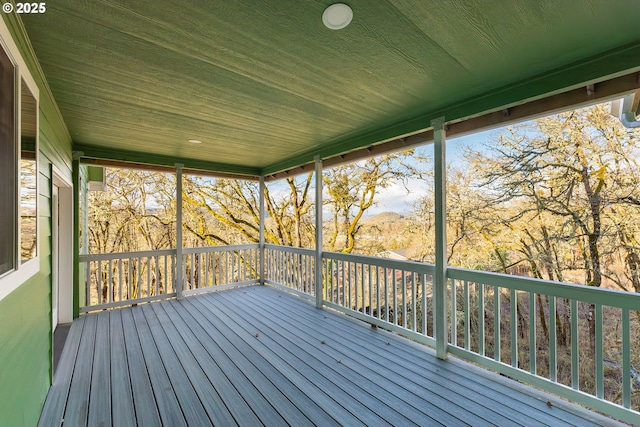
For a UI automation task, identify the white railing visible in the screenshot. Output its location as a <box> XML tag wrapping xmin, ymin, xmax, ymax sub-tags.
<box><xmin>264</xmin><ymin>244</ymin><xmax>316</xmax><ymax>297</ymax></box>
<box><xmin>323</xmin><ymin>251</ymin><xmax>436</xmax><ymax>346</ymax></box>
<box><xmin>79</xmin><ymin>244</ymin><xmax>260</xmax><ymax>311</ymax></box>
<box><xmin>447</xmin><ymin>268</ymin><xmax>640</xmax><ymax>422</ymax></box>
<box><xmin>79</xmin><ymin>249</ymin><xmax>177</xmax><ymax>312</ymax></box>
<box><xmin>182</xmin><ymin>244</ymin><xmax>260</xmax><ymax>295</ymax></box>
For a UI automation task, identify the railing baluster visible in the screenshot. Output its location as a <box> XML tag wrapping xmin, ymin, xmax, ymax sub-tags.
<box><xmin>571</xmin><ymin>299</ymin><xmax>579</xmax><ymax>389</ymax></box>
<box><xmin>97</xmin><ymin>260</ymin><xmax>102</xmax><ymax>304</ymax></box>
<box><xmin>464</xmin><ymin>280</ymin><xmax>470</xmax><ymax>350</ymax></box>
<box><xmin>367</xmin><ymin>265</ymin><xmax>372</xmax><ymax>317</ymax></box>
<box><xmin>376</xmin><ymin>268</ymin><xmax>381</xmax><ymax>322</ymax></box>
<box><xmin>137</xmin><ymin>257</ymin><xmax>142</xmax><ymax>297</ymax></box>
<box><xmin>510</xmin><ymin>288</ymin><xmax>517</xmax><ymax>367</ymax></box>
<box><xmin>118</xmin><ymin>259</ymin><xmax>123</xmax><ymax>302</ymax></box>
<box><xmin>237</xmin><ymin>250</ymin><xmax>241</xmax><ymax>283</ymax></box>
<box><xmin>147</xmin><ymin>256</ymin><xmax>151</xmax><ymax>296</ymax></box>
<box><xmin>451</xmin><ymin>279</ymin><xmax>457</xmax><ymax>346</ymax></box>
<box><xmin>164</xmin><ymin>255</ymin><xmax>168</xmax><ymax>294</ymax></box>
<box><xmin>108</xmin><ymin>260</ymin><xmax>113</xmax><ymax>303</ymax></box>
<box><xmin>529</xmin><ymin>292</ymin><xmax>536</xmax><ymax>375</ymax></box>
<box><xmin>549</xmin><ymin>296</ymin><xmax>557</xmax><ymax>382</ymax></box>
<box><xmin>595</xmin><ymin>303</ymin><xmax>603</xmax><ymax>399</ymax></box>
<box><xmin>494</xmin><ymin>285</ymin><xmax>500</xmax><ymax>362</ymax></box>
<box><xmin>155</xmin><ymin>255</ymin><xmax>160</xmax><ymax>296</ymax></box>
<box><xmin>411</xmin><ymin>272</ymin><xmax>416</xmax><ymax>333</ymax></box>
<box><xmin>340</xmin><ymin>261</ymin><xmax>345</xmax><ymax>306</ymax></box>
<box><xmin>205</xmin><ymin>252</ymin><xmax>209</xmax><ymax>287</ymax></box>
<box><xmin>401</xmin><ymin>269</ymin><xmax>407</xmax><ymax>329</ymax></box>
<box><xmin>479</xmin><ymin>283</ymin><xmax>485</xmax><ymax>356</ymax></box>
<box><xmin>85</xmin><ymin>261</ymin><xmax>90</xmax><ymax>307</ymax></box>
<box><xmin>384</xmin><ymin>268</ymin><xmax>389</xmax><ymax>323</ymax></box>
<box><xmin>393</xmin><ymin>269</ymin><xmax>398</xmax><ymax>326</ymax></box>
<box><xmin>128</xmin><ymin>258</ymin><xmax>133</xmax><ymax>298</ymax></box>
<box><xmin>622</xmin><ymin>308</ymin><xmax>631</xmax><ymax>409</ymax></box>
<box><xmin>422</xmin><ymin>273</ymin><xmax>427</xmax><ymax>336</ymax></box>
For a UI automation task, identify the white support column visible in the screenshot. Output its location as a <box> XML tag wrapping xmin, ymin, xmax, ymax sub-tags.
<box><xmin>259</xmin><ymin>176</ymin><xmax>265</xmax><ymax>285</ymax></box>
<box><xmin>314</xmin><ymin>155</ymin><xmax>323</xmax><ymax>308</ymax></box>
<box><xmin>175</xmin><ymin>163</ymin><xmax>184</xmax><ymax>300</ymax></box>
<box><xmin>432</xmin><ymin>117</ymin><xmax>448</xmax><ymax>359</ymax></box>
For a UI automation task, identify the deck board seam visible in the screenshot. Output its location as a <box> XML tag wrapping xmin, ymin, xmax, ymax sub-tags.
<box><xmin>248</xmin><ymin>287</ymin><xmax>545</xmax><ymax>426</ymax></box>
<box><xmin>200</xmin><ymin>291</ymin><xmax>417</xmax><ymax>427</ymax></box>
<box><xmin>188</xmin><ymin>295</ymin><xmax>379</xmax><ymax>427</ymax></box>
<box><xmin>170</xmin><ymin>298</ymin><xmax>323</xmax><ymax>426</ymax></box>
<box><xmin>219</xmin><ymin>289</ymin><xmax>477</xmax><ymax>426</ymax></box>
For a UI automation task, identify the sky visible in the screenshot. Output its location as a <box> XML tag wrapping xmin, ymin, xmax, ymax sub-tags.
<box><xmin>264</xmin><ymin>127</ymin><xmax>503</xmax><ymax>218</ymax></box>
<box><xmin>363</xmin><ymin>128</ymin><xmax>498</xmax><ymax>217</ymax></box>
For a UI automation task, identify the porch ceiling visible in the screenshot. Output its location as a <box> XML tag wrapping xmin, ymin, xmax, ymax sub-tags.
<box><xmin>21</xmin><ymin>1</ymin><xmax>640</xmax><ymax>177</ymax></box>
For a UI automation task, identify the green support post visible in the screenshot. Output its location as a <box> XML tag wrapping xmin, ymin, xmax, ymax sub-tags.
<box><xmin>175</xmin><ymin>163</ymin><xmax>183</xmax><ymax>299</ymax></box>
<box><xmin>314</xmin><ymin>155</ymin><xmax>323</xmax><ymax>308</ymax></box>
<box><xmin>259</xmin><ymin>176</ymin><xmax>265</xmax><ymax>285</ymax></box>
<box><xmin>72</xmin><ymin>154</ymin><xmax>81</xmax><ymax>318</ymax></box>
<box><xmin>433</xmin><ymin>117</ymin><xmax>448</xmax><ymax>359</ymax></box>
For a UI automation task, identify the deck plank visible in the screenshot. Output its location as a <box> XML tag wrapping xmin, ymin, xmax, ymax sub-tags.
<box><xmin>120</xmin><ymin>309</ymin><xmax>161</xmax><ymax>427</ymax></box>
<box><xmin>87</xmin><ymin>311</ymin><xmax>111</xmax><ymax>427</ymax></box>
<box><xmin>39</xmin><ymin>285</ymin><xmax>627</xmax><ymax>427</ymax></box>
<box><xmin>234</xmin><ymin>289</ymin><xmax>484</xmax><ymax>426</ymax></box>
<box><xmin>63</xmin><ymin>313</ymin><xmax>97</xmax><ymax>427</ymax></box>
<box><xmin>38</xmin><ymin>316</ymin><xmax>85</xmax><ymax>427</ymax></box>
<box><xmin>108</xmin><ymin>310</ymin><xmax>136</xmax><ymax>427</ymax></box>
<box><xmin>197</xmin><ymin>292</ymin><xmax>412</xmax><ymax>426</ymax></box>
<box><xmin>130</xmin><ymin>307</ymin><xmax>187</xmax><ymax>427</ymax></box>
<box><xmin>183</xmin><ymin>297</ymin><xmax>367</xmax><ymax>427</ymax></box>
<box><xmin>216</xmin><ymin>289</ymin><xmax>461</xmax><ymax>426</ymax></box>
<box><xmin>247</xmin><ymin>287</ymin><xmax>534</xmax><ymax>426</ymax></box>
<box><xmin>139</xmin><ymin>303</ymin><xmax>213</xmax><ymax>427</ymax></box>
<box><xmin>149</xmin><ymin>301</ymin><xmax>241</xmax><ymax>427</ymax></box>
<box><xmin>175</xmin><ymin>297</ymin><xmax>340</xmax><ymax>427</ymax></box>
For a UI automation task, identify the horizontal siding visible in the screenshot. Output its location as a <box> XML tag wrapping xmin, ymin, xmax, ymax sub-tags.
<box><xmin>1</xmin><ymin>11</ymin><xmax>72</xmax><ymax>427</ymax></box>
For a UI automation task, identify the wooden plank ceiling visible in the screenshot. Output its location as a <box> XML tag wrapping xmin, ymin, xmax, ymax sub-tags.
<box><xmin>21</xmin><ymin>0</ymin><xmax>640</xmax><ymax>177</ymax></box>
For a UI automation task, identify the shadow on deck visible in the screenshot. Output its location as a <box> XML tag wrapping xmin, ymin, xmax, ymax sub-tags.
<box><xmin>38</xmin><ymin>285</ymin><xmax>623</xmax><ymax>426</ymax></box>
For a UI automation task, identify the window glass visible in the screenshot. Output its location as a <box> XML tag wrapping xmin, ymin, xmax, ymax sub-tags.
<box><xmin>20</xmin><ymin>80</ymin><xmax>37</xmax><ymax>262</ymax></box>
<box><xmin>0</xmin><ymin>44</ymin><xmax>16</xmax><ymax>275</ymax></box>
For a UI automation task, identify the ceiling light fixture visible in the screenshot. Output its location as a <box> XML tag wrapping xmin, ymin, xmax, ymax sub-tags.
<box><xmin>322</xmin><ymin>3</ymin><xmax>353</xmax><ymax>30</ymax></box>
<box><xmin>188</xmin><ymin>139</ymin><xmax>202</xmax><ymax>144</ymax></box>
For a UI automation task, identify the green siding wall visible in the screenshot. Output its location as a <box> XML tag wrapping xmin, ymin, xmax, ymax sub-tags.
<box><xmin>1</xmin><ymin>11</ymin><xmax>73</xmax><ymax>427</ymax></box>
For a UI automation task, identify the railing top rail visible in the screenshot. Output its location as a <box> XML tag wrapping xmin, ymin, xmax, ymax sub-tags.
<box><xmin>79</xmin><ymin>248</ymin><xmax>177</xmax><ymax>262</ymax></box>
<box><xmin>183</xmin><ymin>243</ymin><xmax>259</xmax><ymax>254</ymax></box>
<box><xmin>323</xmin><ymin>250</ymin><xmax>436</xmax><ymax>274</ymax></box>
<box><xmin>264</xmin><ymin>244</ymin><xmax>315</xmax><ymax>256</ymax></box>
<box><xmin>448</xmin><ymin>267</ymin><xmax>640</xmax><ymax>309</ymax></box>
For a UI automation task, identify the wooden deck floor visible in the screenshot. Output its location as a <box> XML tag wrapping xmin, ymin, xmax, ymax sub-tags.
<box><xmin>38</xmin><ymin>285</ymin><xmax>623</xmax><ymax>427</ymax></box>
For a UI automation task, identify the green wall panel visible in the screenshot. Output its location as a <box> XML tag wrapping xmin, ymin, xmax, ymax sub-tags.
<box><xmin>1</xmin><ymin>11</ymin><xmax>73</xmax><ymax>427</ymax></box>
<box><xmin>0</xmin><ymin>274</ymin><xmax>51</xmax><ymax>426</ymax></box>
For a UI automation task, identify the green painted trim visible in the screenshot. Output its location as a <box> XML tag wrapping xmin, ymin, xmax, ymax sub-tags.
<box><xmin>74</xmin><ymin>143</ymin><xmax>261</xmax><ymax>177</ymax></box>
<box><xmin>72</xmin><ymin>158</ymin><xmax>80</xmax><ymax>318</ymax></box>
<box><xmin>262</xmin><ymin>42</ymin><xmax>640</xmax><ymax>176</ymax></box>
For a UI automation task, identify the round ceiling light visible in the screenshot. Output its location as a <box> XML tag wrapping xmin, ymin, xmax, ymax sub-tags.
<box><xmin>322</xmin><ymin>3</ymin><xmax>353</xmax><ymax>30</ymax></box>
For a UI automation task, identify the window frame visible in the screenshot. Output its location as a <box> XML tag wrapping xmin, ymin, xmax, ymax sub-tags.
<box><xmin>0</xmin><ymin>20</ymin><xmax>41</xmax><ymax>301</ymax></box>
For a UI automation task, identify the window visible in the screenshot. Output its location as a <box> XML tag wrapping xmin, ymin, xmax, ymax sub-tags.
<box><xmin>0</xmin><ymin>28</ymin><xmax>39</xmax><ymax>297</ymax></box>
<box><xmin>20</xmin><ymin>81</ymin><xmax>37</xmax><ymax>262</ymax></box>
<box><xmin>0</xmin><ymin>41</ymin><xmax>16</xmax><ymax>276</ymax></box>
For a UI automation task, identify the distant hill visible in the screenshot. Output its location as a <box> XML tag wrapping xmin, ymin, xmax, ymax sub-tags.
<box><xmin>357</xmin><ymin>212</ymin><xmax>421</xmax><ymax>257</ymax></box>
